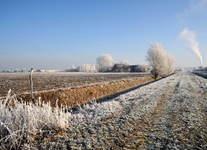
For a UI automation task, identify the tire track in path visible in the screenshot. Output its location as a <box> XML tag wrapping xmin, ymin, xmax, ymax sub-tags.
<box><xmin>137</xmin><ymin>72</ymin><xmax>207</xmax><ymax>149</ymax></box>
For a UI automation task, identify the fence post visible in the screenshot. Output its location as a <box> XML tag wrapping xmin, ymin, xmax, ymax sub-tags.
<box><xmin>29</xmin><ymin>68</ymin><xmax>36</xmax><ymax>105</ymax></box>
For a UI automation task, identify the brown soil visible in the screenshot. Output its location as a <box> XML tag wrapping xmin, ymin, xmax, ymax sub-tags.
<box><xmin>18</xmin><ymin>77</ymin><xmax>154</xmax><ymax>108</ymax></box>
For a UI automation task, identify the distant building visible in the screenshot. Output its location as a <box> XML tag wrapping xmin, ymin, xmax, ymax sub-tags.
<box><xmin>65</xmin><ymin>69</ymin><xmax>79</xmax><ymax>72</ymax></box>
<box><xmin>111</xmin><ymin>64</ymin><xmax>150</xmax><ymax>73</ymax></box>
<box><xmin>129</xmin><ymin>65</ymin><xmax>138</xmax><ymax>72</ymax></box>
<box><xmin>111</xmin><ymin>64</ymin><xmax>130</xmax><ymax>72</ymax></box>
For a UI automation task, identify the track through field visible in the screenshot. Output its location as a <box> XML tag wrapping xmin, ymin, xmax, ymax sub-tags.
<box><xmin>30</xmin><ymin>72</ymin><xmax>207</xmax><ymax>149</ymax></box>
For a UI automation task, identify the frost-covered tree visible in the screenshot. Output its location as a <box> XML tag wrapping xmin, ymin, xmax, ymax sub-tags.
<box><xmin>65</xmin><ymin>65</ymin><xmax>78</xmax><ymax>72</ymax></box>
<box><xmin>146</xmin><ymin>42</ymin><xmax>175</xmax><ymax>79</ymax></box>
<box><xmin>79</xmin><ymin>64</ymin><xmax>97</xmax><ymax>72</ymax></box>
<box><xmin>166</xmin><ymin>53</ymin><xmax>175</xmax><ymax>76</ymax></box>
<box><xmin>96</xmin><ymin>54</ymin><xmax>115</xmax><ymax>72</ymax></box>
<box><xmin>146</xmin><ymin>42</ymin><xmax>166</xmax><ymax>79</ymax></box>
<box><xmin>71</xmin><ymin>65</ymin><xmax>76</xmax><ymax>69</ymax></box>
<box><xmin>119</xmin><ymin>60</ymin><xmax>129</xmax><ymax>66</ymax></box>
<box><xmin>92</xmin><ymin>64</ymin><xmax>96</xmax><ymax>71</ymax></box>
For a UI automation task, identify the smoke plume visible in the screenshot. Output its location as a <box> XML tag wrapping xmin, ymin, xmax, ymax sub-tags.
<box><xmin>178</xmin><ymin>28</ymin><xmax>203</xmax><ymax>64</ymax></box>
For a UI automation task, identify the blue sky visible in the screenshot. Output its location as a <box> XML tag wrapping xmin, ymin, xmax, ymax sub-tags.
<box><xmin>0</xmin><ymin>0</ymin><xmax>207</xmax><ymax>70</ymax></box>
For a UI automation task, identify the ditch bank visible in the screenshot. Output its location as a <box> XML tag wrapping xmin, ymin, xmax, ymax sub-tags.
<box><xmin>70</xmin><ymin>73</ymin><xmax>176</xmax><ymax>112</ymax></box>
<box><xmin>17</xmin><ymin>77</ymin><xmax>154</xmax><ymax>108</ymax></box>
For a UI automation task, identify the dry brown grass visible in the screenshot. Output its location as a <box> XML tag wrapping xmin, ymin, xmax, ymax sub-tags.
<box><xmin>17</xmin><ymin>77</ymin><xmax>154</xmax><ymax>108</ymax></box>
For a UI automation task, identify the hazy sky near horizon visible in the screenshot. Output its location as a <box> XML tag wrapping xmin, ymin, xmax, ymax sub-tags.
<box><xmin>0</xmin><ymin>0</ymin><xmax>207</xmax><ymax>70</ymax></box>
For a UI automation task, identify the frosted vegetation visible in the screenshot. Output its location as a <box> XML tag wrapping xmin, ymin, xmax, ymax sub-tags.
<box><xmin>96</xmin><ymin>54</ymin><xmax>115</xmax><ymax>72</ymax></box>
<box><xmin>0</xmin><ymin>91</ymin><xmax>70</xmax><ymax>149</ymax></box>
<box><xmin>65</xmin><ymin>52</ymin><xmax>161</xmax><ymax>74</ymax></box>
<box><xmin>146</xmin><ymin>42</ymin><xmax>175</xmax><ymax>79</ymax></box>
<box><xmin>119</xmin><ymin>60</ymin><xmax>129</xmax><ymax>66</ymax></box>
<box><xmin>71</xmin><ymin>56</ymin><xmax>151</xmax><ymax>73</ymax></box>
<box><xmin>65</xmin><ymin>54</ymin><xmax>116</xmax><ymax>72</ymax></box>
<box><xmin>78</xmin><ymin>64</ymin><xmax>97</xmax><ymax>72</ymax></box>
<box><xmin>0</xmin><ymin>90</ymin><xmax>122</xmax><ymax>149</ymax></box>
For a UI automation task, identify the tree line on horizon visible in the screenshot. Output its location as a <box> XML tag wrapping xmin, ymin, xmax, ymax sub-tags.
<box><xmin>66</xmin><ymin>42</ymin><xmax>175</xmax><ymax>79</ymax></box>
<box><xmin>65</xmin><ymin>54</ymin><xmax>151</xmax><ymax>73</ymax></box>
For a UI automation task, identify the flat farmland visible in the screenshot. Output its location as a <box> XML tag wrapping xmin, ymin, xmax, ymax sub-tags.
<box><xmin>1</xmin><ymin>72</ymin><xmax>206</xmax><ymax>149</ymax></box>
<box><xmin>0</xmin><ymin>72</ymin><xmax>151</xmax><ymax>97</ymax></box>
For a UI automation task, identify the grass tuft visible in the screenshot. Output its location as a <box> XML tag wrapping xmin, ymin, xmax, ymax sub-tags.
<box><xmin>0</xmin><ymin>90</ymin><xmax>70</xmax><ymax>149</ymax></box>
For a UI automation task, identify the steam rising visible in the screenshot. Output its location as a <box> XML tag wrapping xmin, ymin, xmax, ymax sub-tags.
<box><xmin>178</xmin><ymin>28</ymin><xmax>203</xmax><ymax>64</ymax></box>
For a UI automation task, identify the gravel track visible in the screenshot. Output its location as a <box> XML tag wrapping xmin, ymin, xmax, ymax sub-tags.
<box><xmin>24</xmin><ymin>72</ymin><xmax>207</xmax><ymax>149</ymax></box>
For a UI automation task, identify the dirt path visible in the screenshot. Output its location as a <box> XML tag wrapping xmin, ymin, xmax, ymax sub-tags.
<box><xmin>134</xmin><ymin>72</ymin><xmax>207</xmax><ymax>149</ymax></box>
<box><xmin>28</xmin><ymin>72</ymin><xmax>206</xmax><ymax>150</ymax></box>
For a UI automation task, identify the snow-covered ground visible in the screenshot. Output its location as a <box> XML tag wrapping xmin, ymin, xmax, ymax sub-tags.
<box><xmin>1</xmin><ymin>71</ymin><xmax>206</xmax><ymax>149</ymax></box>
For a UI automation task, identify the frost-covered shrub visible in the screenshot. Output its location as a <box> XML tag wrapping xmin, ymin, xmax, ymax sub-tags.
<box><xmin>146</xmin><ymin>42</ymin><xmax>175</xmax><ymax>79</ymax></box>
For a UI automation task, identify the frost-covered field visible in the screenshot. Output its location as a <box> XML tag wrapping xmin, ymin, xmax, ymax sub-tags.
<box><xmin>1</xmin><ymin>71</ymin><xmax>207</xmax><ymax>149</ymax></box>
<box><xmin>0</xmin><ymin>72</ymin><xmax>150</xmax><ymax>97</ymax></box>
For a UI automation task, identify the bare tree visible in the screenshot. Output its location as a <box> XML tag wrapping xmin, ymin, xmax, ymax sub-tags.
<box><xmin>96</xmin><ymin>54</ymin><xmax>115</xmax><ymax>72</ymax></box>
<box><xmin>146</xmin><ymin>42</ymin><xmax>175</xmax><ymax>79</ymax></box>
